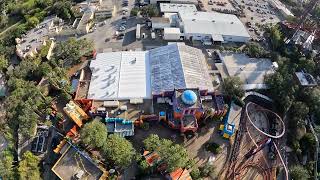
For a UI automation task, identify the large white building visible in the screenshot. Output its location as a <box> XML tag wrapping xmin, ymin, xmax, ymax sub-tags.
<box><xmin>87</xmin><ymin>43</ymin><xmax>214</xmax><ymax>101</ymax></box>
<box><xmin>178</xmin><ymin>12</ymin><xmax>250</xmax><ymax>43</ymax></box>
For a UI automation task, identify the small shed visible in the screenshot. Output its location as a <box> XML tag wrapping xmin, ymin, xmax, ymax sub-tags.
<box><xmin>163</xmin><ymin>28</ymin><xmax>182</xmax><ymax>40</ymax></box>
<box><xmin>151</xmin><ymin>17</ymin><xmax>171</xmax><ymax>30</ymax></box>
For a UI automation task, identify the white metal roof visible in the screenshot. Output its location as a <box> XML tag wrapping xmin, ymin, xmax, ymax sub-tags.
<box><xmin>149</xmin><ymin>43</ymin><xmax>214</xmax><ymax>94</ymax></box>
<box><xmin>180</xmin><ymin>12</ymin><xmax>250</xmax><ymax>39</ymax></box>
<box><xmin>88</xmin><ymin>43</ymin><xmax>214</xmax><ymax>100</ymax></box>
<box><xmin>160</xmin><ymin>3</ymin><xmax>197</xmax><ymax>13</ymax></box>
<box><xmin>164</xmin><ymin>27</ymin><xmax>181</xmax><ymax>34</ymax></box>
<box><xmin>88</xmin><ymin>51</ymin><xmax>151</xmax><ymax>100</ymax></box>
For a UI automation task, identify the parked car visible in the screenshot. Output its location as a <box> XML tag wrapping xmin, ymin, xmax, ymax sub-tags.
<box><xmin>207</xmin><ymin>50</ymin><xmax>213</xmax><ymax>57</ymax></box>
<box><xmin>117</xmin><ymin>33</ymin><xmax>125</xmax><ymax>40</ymax></box>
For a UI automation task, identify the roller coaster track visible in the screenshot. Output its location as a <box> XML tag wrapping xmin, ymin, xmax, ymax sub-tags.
<box><xmin>226</xmin><ymin>102</ymin><xmax>288</xmax><ymax>180</ymax></box>
<box><xmin>226</xmin><ymin>106</ymin><xmax>247</xmax><ymax>179</ymax></box>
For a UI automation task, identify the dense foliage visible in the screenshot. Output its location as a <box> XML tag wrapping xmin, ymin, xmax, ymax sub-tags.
<box><xmin>0</xmin><ymin>149</ymin><xmax>15</xmax><ymax>179</ymax></box>
<box><xmin>244</xmin><ymin>42</ymin><xmax>268</xmax><ymax>58</ymax></box>
<box><xmin>143</xmin><ymin>134</ymin><xmax>191</xmax><ymax>172</ymax></box>
<box><xmin>222</xmin><ymin>76</ymin><xmax>245</xmax><ymax>99</ymax></box>
<box><xmin>102</xmin><ymin>134</ymin><xmax>136</xmax><ymax>168</ymax></box>
<box><xmin>80</xmin><ymin>119</ymin><xmax>108</xmax><ymax>149</ymax></box>
<box><xmin>18</xmin><ymin>151</ymin><xmax>41</xmax><ymax>180</ymax></box>
<box><xmin>52</xmin><ymin>38</ymin><xmax>94</xmax><ymax>67</ymax></box>
<box><xmin>289</xmin><ymin>165</ymin><xmax>310</xmax><ymax>180</ymax></box>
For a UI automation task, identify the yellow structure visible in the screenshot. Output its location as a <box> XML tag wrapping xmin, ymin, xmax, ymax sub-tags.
<box><xmin>63</xmin><ymin>101</ymin><xmax>89</xmax><ymax>127</ymax></box>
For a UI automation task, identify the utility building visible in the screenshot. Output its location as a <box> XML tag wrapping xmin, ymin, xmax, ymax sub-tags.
<box><xmin>179</xmin><ymin>12</ymin><xmax>250</xmax><ymax>43</ymax></box>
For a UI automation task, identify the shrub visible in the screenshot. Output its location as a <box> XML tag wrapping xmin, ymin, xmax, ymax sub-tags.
<box><xmin>190</xmin><ymin>167</ymin><xmax>201</xmax><ymax>180</ymax></box>
<box><xmin>130</xmin><ymin>8</ymin><xmax>139</xmax><ymax>16</ymax></box>
<box><xmin>205</xmin><ymin>142</ymin><xmax>222</xmax><ymax>154</ymax></box>
<box><xmin>141</xmin><ymin>122</ymin><xmax>150</xmax><ymax>130</ymax></box>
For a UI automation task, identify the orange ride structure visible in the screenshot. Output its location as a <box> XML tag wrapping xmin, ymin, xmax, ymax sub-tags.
<box><xmin>53</xmin><ymin>101</ymin><xmax>90</xmax><ymax>154</ymax></box>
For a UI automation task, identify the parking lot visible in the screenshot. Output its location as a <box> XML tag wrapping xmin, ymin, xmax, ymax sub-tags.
<box><xmin>201</xmin><ymin>0</ymin><xmax>238</xmax><ymax>13</ymax></box>
<box><xmin>235</xmin><ymin>0</ymin><xmax>282</xmax><ymax>40</ymax></box>
<box><xmin>78</xmin><ymin>0</ymin><xmax>167</xmax><ymax>52</ymax></box>
<box><xmin>200</xmin><ymin>0</ymin><xmax>282</xmax><ymax>41</ymax></box>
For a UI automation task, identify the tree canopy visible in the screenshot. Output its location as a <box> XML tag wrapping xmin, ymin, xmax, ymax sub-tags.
<box><xmin>0</xmin><ymin>149</ymin><xmax>15</xmax><ymax>179</ymax></box>
<box><xmin>52</xmin><ymin>38</ymin><xmax>93</xmax><ymax>67</ymax></box>
<box><xmin>140</xmin><ymin>5</ymin><xmax>159</xmax><ymax>17</ymax></box>
<box><xmin>102</xmin><ymin>134</ymin><xmax>135</xmax><ymax>168</ymax></box>
<box><xmin>51</xmin><ymin>1</ymin><xmax>74</xmax><ymax>20</ymax></box>
<box><xmin>18</xmin><ymin>151</ymin><xmax>41</xmax><ymax>180</ymax></box>
<box><xmin>289</xmin><ymin>165</ymin><xmax>310</xmax><ymax>180</ymax></box>
<box><xmin>221</xmin><ymin>76</ymin><xmax>245</xmax><ymax>99</ymax></box>
<box><xmin>267</xmin><ymin>25</ymin><xmax>283</xmax><ymax>51</ymax></box>
<box><xmin>0</xmin><ymin>55</ymin><xmax>8</xmax><ymax>72</ymax></box>
<box><xmin>143</xmin><ymin>134</ymin><xmax>191</xmax><ymax>172</ymax></box>
<box><xmin>80</xmin><ymin>119</ymin><xmax>108</xmax><ymax>149</ymax></box>
<box><xmin>244</xmin><ymin>42</ymin><xmax>268</xmax><ymax>58</ymax></box>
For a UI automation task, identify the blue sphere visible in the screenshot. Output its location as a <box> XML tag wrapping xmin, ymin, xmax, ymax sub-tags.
<box><xmin>181</xmin><ymin>90</ymin><xmax>197</xmax><ymax>105</ymax></box>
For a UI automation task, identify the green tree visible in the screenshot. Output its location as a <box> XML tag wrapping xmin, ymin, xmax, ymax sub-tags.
<box><xmin>51</xmin><ymin>1</ymin><xmax>73</xmax><ymax>20</ymax></box>
<box><xmin>0</xmin><ymin>55</ymin><xmax>8</xmax><ymax>72</ymax></box>
<box><xmin>0</xmin><ymin>149</ymin><xmax>15</xmax><ymax>179</ymax></box>
<box><xmin>102</xmin><ymin>134</ymin><xmax>135</xmax><ymax>168</ymax></box>
<box><xmin>0</xmin><ymin>14</ymin><xmax>8</xmax><ymax>28</ymax></box>
<box><xmin>222</xmin><ymin>76</ymin><xmax>245</xmax><ymax>99</ymax></box>
<box><xmin>268</xmin><ymin>25</ymin><xmax>283</xmax><ymax>51</ymax></box>
<box><xmin>143</xmin><ymin>134</ymin><xmax>161</xmax><ymax>151</ymax></box>
<box><xmin>304</xmin><ymin>88</ymin><xmax>320</xmax><ymax>119</ymax></box>
<box><xmin>289</xmin><ymin>165</ymin><xmax>310</xmax><ymax>180</ymax></box>
<box><xmin>290</xmin><ymin>101</ymin><xmax>309</xmax><ymax>128</ymax></box>
<box><xmin>26</xmin><ymin>16</ymin><xmax>40</xmax><ymax>28</ymax></box>
<box><xmin>18</xmin><ymin>151</ymin><xmax>41</xmax><ymax>180</ymax></box>
<box><xmin>265</xmin><ymin>58</ymin><xmax>298</xmax><ymax>111</ymax></box>
<box><xmin>244</xmin><ymin>42</ymin><xmax>267</xmax><ymax>58</ymax></box>
<box><xmin>80</xmin><ymin>119</ymin><xmax>108</xmax><ymax>149</ymax></box>
<box><xmin>141</xmin><ymin>5</ymin><xmax>159</xmax><ymax>17</ymax></box>
<box><xmin>190</xmin><ymin>167</ymin><xmax>201</xmax><ymax>180</ymax></box>
<box><xmin>300</xmin><ymin>133</ymin><xmax>316</xmax><ymax>152</ymax></box>
<box><xmin>52</xmin><ymin>38</ymin><xmax>93</xmax><ymax>67</ymax></box>
<box><xmin>130</xmin><ymin>7</ymin><xmax>139</xmax><ymax>16</ymax></box>
<box><xmin>143</xmin><ymin>134</ymin><xmax>191</xmax><ymax>172</ymax></box>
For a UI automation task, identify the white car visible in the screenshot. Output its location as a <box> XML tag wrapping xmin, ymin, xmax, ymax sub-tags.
<box><xmin>207</xmin><ymin>50</ymin><xmax>212</xmax><ymax>57</ymax></box>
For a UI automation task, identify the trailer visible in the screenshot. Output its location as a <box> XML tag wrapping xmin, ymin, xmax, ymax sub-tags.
<box><xmin>136</xmin><ymin>24</ymin><xmax>141</xmax><ymax>40</ymax></box>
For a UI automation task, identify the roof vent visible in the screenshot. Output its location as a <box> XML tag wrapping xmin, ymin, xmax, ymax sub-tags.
<box><xmin>130</xmin><ymin>58</ymin><xmax>137</xmax><ymax>64</ymax></box>
<box><xmin>212</xmin><ymin>20</ymin><xmax>215</xmax><ymax>22</ymax></box>
<box><xmin>192</xmin><ymin>19</ymin><xmax>196</xmax><ymax>21</ymax></box>
<box><xmin>231</xmin><ymin>22</ymin><xmax>234</xmax><ymax>24</ymax></box>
